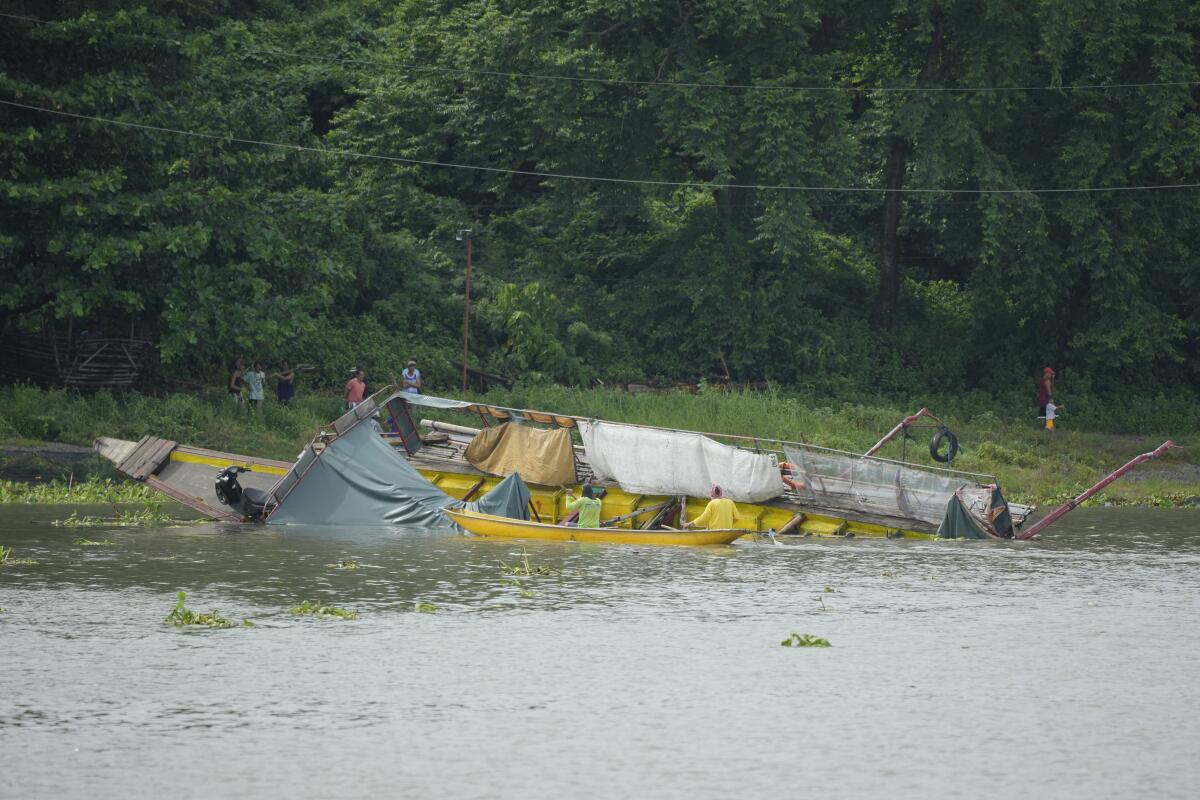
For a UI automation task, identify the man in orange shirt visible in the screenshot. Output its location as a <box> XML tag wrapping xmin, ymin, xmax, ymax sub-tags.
<box><xmin>344</xmin><ymin>368</ymin><xmax>366</xmax><ymax>409</ymax></box>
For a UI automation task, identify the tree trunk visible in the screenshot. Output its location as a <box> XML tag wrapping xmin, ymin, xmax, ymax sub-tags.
<box><xmin>873</xmin><ymin>136</ymin><xmax>911</xmax><ymax>330</ymax></box>
<box><xmin>871</xmin><ymin>5</ymin><xmax>944</xmax><ymax>331</ymax></box>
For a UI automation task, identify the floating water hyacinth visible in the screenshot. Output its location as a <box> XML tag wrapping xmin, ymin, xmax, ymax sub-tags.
<box><xmin>0</xmin><ymin>476</ymin><xmax>155</xmax><ymax>504</ymax></box>
<box><xmin>780</xmin><ymin>633</ymin><xmax>831</xmax><ymax>648</ymax></box>
<box><xmin>500</xmin><ymin>548</ymin><xmax>550</xmax><ymax>576</ymax></box>
<box><xmin>414</xmin><ymin>602</ymin><xmax>436</xmax><ymax>613</ymax></box>
<box><xmin>0</xmin><ymin>545</ymin><xmax>37</xmax><ymax>566</ymax></box>
<box><xmin>72</xmin><ymin>537</ymin><xmax>118</xmax><ymax>546</ymax></box>
<box><xmin>56</xmin><ymin>508</ymin><xmax>194</xmax><ymax>527</ymax></box>
<box><xmin>289</xmin><ymin>600</ymin><xmax>359</xmax><ymax>620</ymax></box>
<box><xmin>165</xmin><ymin>591</ymin><xmax>237</xmax><ymax>629</ymax></box>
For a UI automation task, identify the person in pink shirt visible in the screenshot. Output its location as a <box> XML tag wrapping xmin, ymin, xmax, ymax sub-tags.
<box><xmin>344</xmin><ymin>368</ymin><xmax>366</xmax><ymax>409</ymax></box>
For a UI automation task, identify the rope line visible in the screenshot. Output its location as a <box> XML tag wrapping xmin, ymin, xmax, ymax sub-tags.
<box><xmin>3</xmin><ymin>99</ymin><xmax>1199</xmax><ymax>195</ymax></box>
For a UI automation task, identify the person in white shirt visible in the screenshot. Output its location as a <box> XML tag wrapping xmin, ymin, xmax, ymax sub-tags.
<box><xmin>401</xmin><ymin>360</ymin><xmax>422</xmax><ymax>394</ymax></box>
<box><xmin>244</xmin><ymin>360</ymin><xmax>266</xmax><ymax>411</ymax></box>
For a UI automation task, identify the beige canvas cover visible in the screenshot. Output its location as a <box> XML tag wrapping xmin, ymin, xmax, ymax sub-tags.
<box><xmin>465</xmin><ymin>422</ymin><xmax>577</xmax><ymax>486</ymax></box>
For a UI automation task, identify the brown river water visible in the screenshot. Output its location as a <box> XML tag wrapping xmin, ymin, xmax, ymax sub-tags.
<box><xmin>2</xmin><ymin>504</ymin><xmax>1198</xmax><ymax>799</ymax></box>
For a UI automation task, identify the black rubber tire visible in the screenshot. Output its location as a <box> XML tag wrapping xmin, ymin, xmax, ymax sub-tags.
<box><xmin>930</xmin><ymin>427</ymin><xmax>959</xmax><ymax>463</ymax></box>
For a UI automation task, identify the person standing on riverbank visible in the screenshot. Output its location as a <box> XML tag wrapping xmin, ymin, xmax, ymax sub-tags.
<box><xmin>344</xmin><ymin>369</ymin><xmax>366</xmax><ymax>410</ymax></box>
<box><xmin>1038</xmin><ymin>367</ymin><xmax>1055</xmax><ymax>430</ymax></box>
<box><xmin>244</xmin><ymin>360</ymin><xmax>266</xmax><ymax>411</ymax></box>
<box><xmin>401</xmin><ymin>360</ymin><xmax>423</xmax><ymax>394</ymax></box>
<box><xmin>228</xmin><ymin>358</ymin><xmax>246</xmax><ymax>404</ymax></box>
<box><xmin>274</xmin><ymin>360</ymin><xmax>296</xmax><ymax>406</ymax></box>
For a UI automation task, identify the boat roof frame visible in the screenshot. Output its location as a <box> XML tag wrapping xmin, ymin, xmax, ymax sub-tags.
<box><xmin>379</xmin><ymin>389</ymin><xmax>999</xmax><ymax>485</ymax></box>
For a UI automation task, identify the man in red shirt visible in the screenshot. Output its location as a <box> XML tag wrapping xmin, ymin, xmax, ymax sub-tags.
<box><xmin>344</xmin><ymin>369</ymin><xmax>366</xmax><ymax>409</ymax></box>
<box><xmin>1037</xmin><ymin>367</ymin><xmax>1055</xmax><ymax>429</ymax></box>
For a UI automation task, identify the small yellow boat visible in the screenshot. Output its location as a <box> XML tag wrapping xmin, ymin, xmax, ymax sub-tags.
<box><xmin>443</xmin><ymin>508</ymin><xmax>745</xmax><ymax>546</ymax></box>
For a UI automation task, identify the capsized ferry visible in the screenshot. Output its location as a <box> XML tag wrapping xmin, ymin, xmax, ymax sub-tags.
<box><xmin>96</xmin><ymin>386</ymin><xmax>1036</xmax><ymax>539</ymax></box>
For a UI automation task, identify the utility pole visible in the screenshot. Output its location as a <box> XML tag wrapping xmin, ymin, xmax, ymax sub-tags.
<box><xmin>458</xmin><ymin>230</ymin><xmax>473</xmax><ymax>392</ymax></box>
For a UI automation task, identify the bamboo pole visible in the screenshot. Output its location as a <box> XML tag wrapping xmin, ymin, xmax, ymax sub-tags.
<box><xmin>1016</xmin><ymin>441</ymin><xmax>1180</xmax><ymax>539</ymax></box>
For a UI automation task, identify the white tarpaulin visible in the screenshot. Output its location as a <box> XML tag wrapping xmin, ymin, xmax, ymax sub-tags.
<box><xmin>580</xmin><ymin>421</ymin><xmax>784</xmax><ymax>502</ymax></box>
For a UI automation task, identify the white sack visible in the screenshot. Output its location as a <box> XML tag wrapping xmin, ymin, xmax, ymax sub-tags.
<box><xmin>580</xmin><ymin>421</ymin><xmax>783</xmax><ymax>503</ymax></box>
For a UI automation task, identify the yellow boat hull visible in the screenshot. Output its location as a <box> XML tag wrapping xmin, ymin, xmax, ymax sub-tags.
<box><xmin>443</xmin><ymin>508</ymin><xmax>744</xmax><ymax>546</ymax></box>
<box><xmin>421</xmin><ymin>469</ymin><xmax>935</xmax><ymax>540</ymax></box>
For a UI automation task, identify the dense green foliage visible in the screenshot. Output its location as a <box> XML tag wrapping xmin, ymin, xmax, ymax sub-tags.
<box><xmin>2</xmin><ymin>2</ymin><xmax>1198</xmax><ymax>403</ymax></box>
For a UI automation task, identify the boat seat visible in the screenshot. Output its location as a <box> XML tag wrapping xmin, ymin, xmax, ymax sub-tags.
<box><xmin>241</xmin><ymin>487</ymin><xmax>272</xmax><ymax>518</ymax></box>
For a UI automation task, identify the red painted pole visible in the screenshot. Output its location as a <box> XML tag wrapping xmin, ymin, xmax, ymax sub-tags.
<box><xmin>1016</xmin><ymin>440</ymin><xmax>1180</xmax><ymax>540</ymax></box>
<box><xmin>863</xmin><ymin>408</ymin><xmax>944</xmax><ymax>458</ymax></box>
<box><xmin>461</xmin><ymin>234</ymin><xmax>472</xmax><ymax>393</ymax></box>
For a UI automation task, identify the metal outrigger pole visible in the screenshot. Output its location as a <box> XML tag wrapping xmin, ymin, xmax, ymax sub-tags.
<box><xmin>863</xmin><ymin>408</ymin><xmax>945</xmax><ymax>458</ymax></box>
<box><xmin>1016</xmin><ymin>440</ymin><xmax>1181</xmax><ymax>540</ymax></box>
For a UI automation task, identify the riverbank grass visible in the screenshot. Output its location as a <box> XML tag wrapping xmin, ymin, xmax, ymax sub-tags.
<box><xmin>2</xmin><ymin>384</ymin><xmax>1197</xmax><ymax>508</ymax></box>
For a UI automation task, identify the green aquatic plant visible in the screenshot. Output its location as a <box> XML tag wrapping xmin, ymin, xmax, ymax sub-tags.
<box><xmin>289</xmin><ymin>600</ymin><xmax>359</xmax><ymax>620</ymax></box>
<box><xmin>0</xmin><ymin>545</ymin><xmax>37</xmax><ymax>566</ymax></box>
<box><xmin>55</xmin><ymin>508</ymin><xmax>194</xmax><ymax>528</ymax></box>
<box><xmin>164</xmin><ymin>591</ymin><xmax>235</xmax><ymax>629</ymax></box>
<box><xmin>500</xmin><ymin>548</ymin><xmax>550</xmax><ymax>576</ymax></box>
<box><xmin>414</xmin><ymin>602</ymin><xmax>436</xmax><ymax>613</ymax></box>
<box><xmin>72</xmin><ymin>537</ymin><xmax>118</xmax><ymax>546</ymax></box>
<box><xmin>519</xmin><ymin>588</ymin><xmax>537</xmax><ymax>599</ymax></box>
<box><xmin>823</xmin><ymin>585</ymin><xmax>835</xmax><ymax>593</ymax></box>
<box><xmin>325</xmin><ymin>559</ymin><xmax>360</xmax><ymax>570</ymax></box>
<box><xmin>0</xmin><ymin>476</ymin><xmax>156</xmax><ymax>505</ymax></box>
<box><xmin>781</xmin><ymin>633</ymin><xmax>832</xmax><ymax>648</ymax></box>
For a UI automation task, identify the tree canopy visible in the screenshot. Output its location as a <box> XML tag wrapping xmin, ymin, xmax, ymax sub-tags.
<box><xmin>2</xmin><ymin>1</ymin><xmax>1197</xmax><ymax>399</ymax></box>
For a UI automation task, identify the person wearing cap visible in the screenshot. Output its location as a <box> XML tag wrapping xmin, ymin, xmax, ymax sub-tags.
<box><xmin>683</xmin><ymin>485</ymin><xmax>741</xmax><ymax>530</ymax></box>
<box><xmin>344</xmin><ymin>368</ymin><xmax>366</xmax><ymax>410</ymax></box>
<box><xmin>1037</xmin><ymin>367</ymin><xmax>1055</xmax><ymax>429</ymax></box>
<box><xmin>400</xmin><ymin>360</ymin><xmax>423</xmax><ymax>395</ymax></box>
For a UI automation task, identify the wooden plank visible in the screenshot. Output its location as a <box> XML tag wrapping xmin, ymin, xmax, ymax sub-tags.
<box><xmin>601</xmin><ymin>500</ymin><xmax>671</xmax><ymax>528</ymax></box>
<box><xmin>145</xmin><ymin>476</ymin><xmax>243</xmax><ymax>522</ymax></box>
<box><xmin>142</xmin><ymin>438</ymin><xmax>178</xmax><ymax>479</ymax></box>
<box><xmin>125</xmin><ymin>437</ymin><xmax>177</xmax><ymax>480</ymax></box>
<box><xmin>116</xmin><ymin>435</ymin><xmax>154</xmax><ymax>475</ymax></box>
<box><xmin>126</xmin><ymin>438</ymin><xmax>165</xmax><ymax>480</ymax></box>
<box><xmin>460</xmin><ymin>477</ymin><xmax>488</xmax><ymax>502</ymax></box>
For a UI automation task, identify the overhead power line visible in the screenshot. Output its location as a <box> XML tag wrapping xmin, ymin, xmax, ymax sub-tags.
<box><xmin>3</xmin><ymin>11</ymin><xmax>1199</xmax><ymax>95</ymax></box>
<box><xmin>4</xmin><ymin>98</ymin><xmax>1199</xmax><ymax>195</ymax></box>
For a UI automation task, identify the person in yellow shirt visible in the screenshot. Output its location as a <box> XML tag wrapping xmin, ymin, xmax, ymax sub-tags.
<box><xmin>564</xmin><ymin>485</ymin><xmax>602</xmax><ymax>528</ymax></box>
<box><xmin>683</xmin><ymin>485</ymin><xmax>740</xmax><ymax>530</ymax></box>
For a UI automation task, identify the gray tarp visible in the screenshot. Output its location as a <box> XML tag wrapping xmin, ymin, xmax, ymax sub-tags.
<box><xmin>267</xmin><ymin>421</ymin><xmax>530</xmax><ymax>527</ymax></box>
